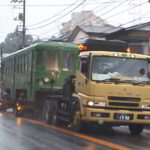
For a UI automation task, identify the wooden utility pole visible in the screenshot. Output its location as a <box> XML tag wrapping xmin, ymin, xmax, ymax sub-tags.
<box><xmin>0</xmin><ymin>46</ymin><xmax>3</xmax><ymax>94</ymax></box>
<box><xmin>22</xmin><ymin>0</ymin><xmax>26</xmax><ymax>47</ymax></box>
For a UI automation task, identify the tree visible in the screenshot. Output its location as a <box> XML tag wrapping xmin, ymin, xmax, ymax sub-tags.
<box><xmin>0</xmin><ymin>30</ymin><xmax>36</xmax><ymax>53</ymax></box>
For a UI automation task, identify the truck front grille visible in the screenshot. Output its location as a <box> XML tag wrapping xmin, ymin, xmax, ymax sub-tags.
<box><xmin>109</xmin><ymin>102</ymin><xmax>139</xmax><ymax>107</ymax></box>
<box><xmin>108</xmin><ymin>96</ymin><xmax>140</xmax><ymax>108</ymax></box>
<box><xmin>108</xmin><ymin>96</ymin><xmax>140</xmax><ymax>102</ymax></box>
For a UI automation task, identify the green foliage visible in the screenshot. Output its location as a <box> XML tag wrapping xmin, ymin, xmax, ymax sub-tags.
<box><xmin>0</xmin><ymin>30</ymin><xmax>41</xmax><ymax>53</ymax></box>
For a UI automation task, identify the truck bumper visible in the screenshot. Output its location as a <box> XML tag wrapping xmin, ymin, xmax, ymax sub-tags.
<box><xmin>82</xmin><ymin>107</ymin><xmax>150</xmax><ymax>124</ymax></box>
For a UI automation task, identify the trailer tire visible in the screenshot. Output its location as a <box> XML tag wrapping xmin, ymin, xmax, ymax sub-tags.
<box><xmin>128</xmin><ymin>124</ymin><xmax>144</xmax><ymax>135</ymax></box>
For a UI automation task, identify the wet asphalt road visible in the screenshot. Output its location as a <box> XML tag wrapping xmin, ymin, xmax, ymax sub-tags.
<box><xmin>0</xmin><ymin>112</ymin><xmax>150</xmax><ymax>150</ymax></box>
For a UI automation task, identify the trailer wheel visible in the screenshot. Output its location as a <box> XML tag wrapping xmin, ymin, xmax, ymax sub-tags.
<box><xmin>43</xmin><ymin>100</ymin><xmax>59</xmax><ymax>126</ymax></box>
<box><xmin>43</xmin><ymin>101</ymin><xmax>51</xmax><ymax>124</ymax></box>
<box><xmin>69</xmin><ymin>103</ymin><xmax>83</xmax><ymax>132</ymax></box>
<box><xmin>128</xmin><ymin>124</ymin><xmax>144</xmax><ymax>135</ymax></box>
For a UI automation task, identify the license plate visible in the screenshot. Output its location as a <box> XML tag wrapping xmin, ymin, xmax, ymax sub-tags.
<box><xmin>116</xmin><ymin>113</ymin><xmax>131</xmax><ymax>121</ymax></box>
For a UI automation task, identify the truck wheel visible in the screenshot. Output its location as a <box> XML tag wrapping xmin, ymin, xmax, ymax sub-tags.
<box><xmin>128</xmin><ymin>124</ymin><xmax>144</xmax><ymax>135</ymax></box>
<box><xmin>43</xmin><ymin>100</ymin><xmax>59</xmax><ymax>126</ymax></box>
<box><xmin>50</xmin><ymin>101</ymin><xmax>59</xmax><ymax>126</ymax></box>
<box><xmin>69</xmin><ymin>104</ymin><xmax>83</xmax><ymax>132</ymax></box>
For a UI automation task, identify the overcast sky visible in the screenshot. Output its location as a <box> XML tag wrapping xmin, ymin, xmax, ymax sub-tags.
<box><xmin>0</xmin><ymin>0</ymin><xmax>150</xmax><ymax>43</ymax></box>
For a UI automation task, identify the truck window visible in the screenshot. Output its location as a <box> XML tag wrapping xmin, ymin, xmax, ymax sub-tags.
<box><xmin>80</xmin><ymin>57</ymin><xmax>88</xmax><ymax>75</ymax></box>
<box><xmin>91</xmin><ymin>56</ymin><xmax>150</xmax><ymax>82</ymax></box>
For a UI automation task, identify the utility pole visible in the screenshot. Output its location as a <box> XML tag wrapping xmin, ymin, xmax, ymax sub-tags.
<box><xmin>0</xmin><ymin>46</ymin><xmax>3</xmax><ymax>94</ymax></box>
<box><xmin>22</xmin><ymin>0</ymin><xmax>26</xmax><ymax>47</ymax></box>
<box><xmin>11</xmin><ymin>0</ymin><xmax>26</xmax><ymax>47</ymax></box>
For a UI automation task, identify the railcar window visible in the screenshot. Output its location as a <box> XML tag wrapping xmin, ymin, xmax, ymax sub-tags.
<box><xmin>22</xmin><ymin>55</ymin><xmax>24</xmax><ymax>73</ymax></box>
<box><xmin>28</xmin><ymin>53</ymin><xmax>32</xmax><ymax>72</ymax></box>
<box><xmin>8</xmin><ymin>60</ymin><xmax>10</xmax><ymax>75</ymax></box>
<box><xmin>17</xmin><ymin>57</ymin><xmax>19</xmax><ymax>74</ymax></box>
<box><xmin>25</xmin><ymin>54</ymin><xmax>28</xmax><ymax>73</ymax></box>
<box><xmin>5</xmin><ymin>61</ymin><xmax>8</xmax><ymax>75</ymax></box>
<box><xmin>18</xmin><ymin>57</ymin><xmax>20</xmax><ymax>73</ymax></box>
<box><xmin>43</xmin><ymin>51</ymin><xmax>58</xmax><ymax>71</ymax></box>
<box><xmin>63</xmin><ymin>52</ymin><xmax>73</xmax><ymax>71</ymax></box>
<box><xmin>11</xmin><ymin>59</ymin><xmax>14</xmax><ymax>74</ymax></box>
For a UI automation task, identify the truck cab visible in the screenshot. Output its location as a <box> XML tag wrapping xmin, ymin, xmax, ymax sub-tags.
<box><xmin>74</xmin><ymin>49</ymin><xmax>150</xmax><ymax>135</ymax></box>
<box><xmin>42</xmin><ymin>39</ymin><xmax>150</xmax><ymax>135</ymax></box>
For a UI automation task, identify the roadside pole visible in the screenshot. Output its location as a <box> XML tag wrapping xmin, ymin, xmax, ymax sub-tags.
<box><xmin>0</xmin><ymin>46</ymin><xmax>3</xmax><ymax>95</ymax></box>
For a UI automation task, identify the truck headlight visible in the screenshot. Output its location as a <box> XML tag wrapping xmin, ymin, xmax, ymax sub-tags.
<box><xmin>141</xmin><ymin>104</ymin><xmax>150</xmax><ymax>109</ymax></box>
<box><xmin>88</xmin><ymin>101</ymin><xmax>106</xmax><ymax>107</ymax></box>
<box><xmin>88</xmin><ymin>101</ymin><xmax>94</xmax><ymax>106</ymax></box>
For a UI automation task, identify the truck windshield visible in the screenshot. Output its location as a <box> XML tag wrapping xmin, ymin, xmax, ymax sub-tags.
<box><xmin>91</xmin><ymin>56</ymin><xmax>150</xmax><ymax>83</ymax></box>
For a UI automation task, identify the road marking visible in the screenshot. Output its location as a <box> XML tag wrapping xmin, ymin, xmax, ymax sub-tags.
<box><xmin>22</xmin><ymin>118</ymin><xmax>132</xmax><ymax>150</ymax></box>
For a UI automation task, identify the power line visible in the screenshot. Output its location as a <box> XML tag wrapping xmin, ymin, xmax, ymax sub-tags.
<box><xmin>40</xmin><ymin>0</ymin><xmax>117</xmax><ymax>37</ymax></box>
<box><xmin>27</xmin><ymin>0</ymin><xmax>87</xmax><ymax>30</ymax></box>
<box><xmin>72</xmin><ymin>10</ymin><xmax>150</xmax><ymax>43</ymax></box>
<box><xmin>27</xmin><ymin>0</ymin><xmax>149</xmax><ymax>42</ymax></box>
<box><xmin>27</xmin><ymin>0</ymin><xmax>80</xmax><ymax>27</ymax></box>
<box><xmin>77</xmin><ymin>0</ymin><xmax>147</xmax><ymax>28</ymax></box>
<box><xmin>0</xmin><ymin>6</ymin><xmax>12</xmax><ymax>26</ymax></box>
<box><xmin>56</xmin><ymin>0</ymin><xmax>142</xmax><ymax>35</ymax></box>
<box><xmin>33</xmin><ymin>0</ymin><xmax>148</xmax><ymax>40</ymax></box>
<box><xmin>39</xmin><ymin>0</ymin><xmax>117</xmax><ymax>37</ymax></box>
<box><xmin>40</xmin><ymin>4</ymin><xmax>150</xmax><ymax>42</ymax></box>
<box><xmin>89</xmin><ymin>0</ymin><xmax>116</xmax><ymax>14</ymax></box>
<box><xmin>90</xmin><ymin>0</ymin><xmax>148</xmax><ymax>26</ymax></box>
<box><xmin>0</xmin><ymin>8</ymin><xmax>12</xmax><ymax>28</ymax></box>
<box><xmin>102</xmin><ymin>0</ymin><xmax>147</xmax><ymax>20</ymax></box>
<box><xmin>0</xmin><ymin>1</ymin><xmax>133</xmax><ymax>7</ymax></box>
<box><xmin>95</xmin><ymin>0</ymin><xmax>127</xmax><ymax>16</ymax></box>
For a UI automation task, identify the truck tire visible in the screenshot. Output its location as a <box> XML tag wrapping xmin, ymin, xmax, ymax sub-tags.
<box><xmin>128</xmin><ymin>124</ymin><xmax>144</xmax><ymax>135</ymax></box>
<box><xmin>43</xmin><ymin>101</ymin><xmax>51</xmax><ymax>124</ymax></box>
<box><xmin>43</xmin><ymin>100</ymin><xmax>59</xmax><ymax>126</ymax></box>
<box><xmin>69</xmin><ymin>103</ymin><xmax>83</xmax><ymax>132</ymax></box>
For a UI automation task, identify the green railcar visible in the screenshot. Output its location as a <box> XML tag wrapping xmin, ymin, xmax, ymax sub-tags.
<box><xmin>2</xmin><ymin>41</ymin><xmax>79</xmax><ymax>115</ymax></box>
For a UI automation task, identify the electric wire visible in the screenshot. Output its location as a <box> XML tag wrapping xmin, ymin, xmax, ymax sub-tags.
<box><xmin>72</xmin><ymin>9</ymin><xmax>150</xmax><ymax>43</ymax></box>
<box><xmin>34</xmin><ymin>0</ymin><xmax>149</xmax><ymax>41</ymax></box>
<box><xmin>27</xmin><ymin>0</ymin><xmax>87</xmax><ymax>30</ymax></box>
<box><xmin>27</xmin><ymin>0</ymin><xmax>80</xmax><ymax>27</ymax></box>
